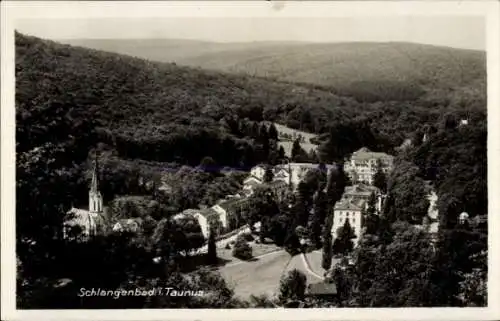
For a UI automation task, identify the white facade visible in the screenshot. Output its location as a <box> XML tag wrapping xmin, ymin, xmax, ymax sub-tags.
<box><xmin>174</xmin><ymin>210</ymin><xmax>210</xmax><ymax>239</ymax></box>
<box><xmin>344</xmin><ymin>147</ymin><xmax>394</xmax><ymax>185</ymax></box>
<box><xmin>332</xmin><ymin>201</ymin><xmax>364</xmax><ymax>246</ymax></box>
<box><xmin>211</xmin><ymin>204</ymin><xmax>228</xmax><ymax>229</ymax></box>
<box><xmin>250</xmin><ymin>165</ymin><xmax>266</xmax><ymax>181</ymax></box>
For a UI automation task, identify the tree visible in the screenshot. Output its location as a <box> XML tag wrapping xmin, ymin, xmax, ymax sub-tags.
<box><xmin>373</xmin><ymin>160</ymin><xmax>388</xmax><ymax>193</ymax></box>
<box><xmin>334</xmin><ymin>220</ymin><xmax>355</xmax><ymax>255</ymax></box>
<box><xmin>353</xmin><ymin>222</ymin><xmax>437</xmax><ymax>307</ymax></box>
<box><xmin>385</xmin><ymin>158</ymin><xmax>429</xmax><ymax>224</ymax></box>
<box><xmin>326</xmin><ymin>164</ymin><xmax>348</xmax><ymax>210</ymax></box>
<box><xmin>232</xmin><ymin>235</ymin><xmax>253</xmax><ymax>260</ymax></box>
<box><xmin>199</xmin><ymin>156</ymin><xmax>217</xmax><ymax>174</ymax></box>
<box><xmin>322</xmin><ymin>231</ymin><xmax>333</xmax><ymax>271</ymax></box>
<box><xmin>366</xmin><ymin>192</ymin><xmax>377</xmax><ymax>216</ymax></box>
<box><xmin>268</xmin><ymin>123</ymin><xmax>279</xmax><ymax>141</ymax></box>
<box><xmin>291</xmin><ymin>138</ymin><xmax>307</xmax><ymax>162</ymax></box>
<box><xmin>308</xmin><ymin>189</ymin><xmax>328</xmax><ymax>248</ymax></box>
<box><xmin>207</xmin><ymin>228</ymin><xmax>217</xmax><ymax>265</ymax></box>
<box><xmin>263</xmin><ymin>165</ymin><xmax>274</xmax><ymax>183</ymax></box>
<box><xmin>278</xmin><ymin>269</ymin><xmax>307</xmax><ymax>304</ymax></box>
<box><xmin>278</xmin><ymin>145</ymin><xmax>286</xmax><ymax>161</ymax></box>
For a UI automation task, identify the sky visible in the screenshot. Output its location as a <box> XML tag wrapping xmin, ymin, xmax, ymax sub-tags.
<box><xmin>16</xmin><ymin>16</ymin><xmax>485</xmax><ymax>51</ymax></box>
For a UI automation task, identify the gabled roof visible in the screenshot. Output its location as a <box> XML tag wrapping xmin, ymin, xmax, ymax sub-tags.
<box><xmin>307</xmin><ymin>282</ymin><xmax>337</xmax><ymax>295</ymax></box>
<box><xmin>267</xmin><ymin>179</ymin><xmax>288</xmax><ymax>187</ymax></box>
<box><xmin>244</xmin><ymin>176</ymin><xmax>262</xmax><ymax>187</ymax></box>
<box><xmin>251</xmin><ymin>164</ymin><xmax>267</xmax><ymax>171</ymax></box>
<box><xmin>350</xmin><ymin>147</ymin><xmax>394</xmax><ymax>161</ymax></box>
<box><xmin>199</xmin><ymin>208</ymin><xmax>220</xmax><ymax>219</ymax></box>
<box><xmin>334</xmin><ymin>198</ymin><xmax>365</xmax><ymax>211</ymax></box>
<box><xmin>344</xmin><ymin>184</ymin><xmax>379</xmax><ymax>197</ymax></box>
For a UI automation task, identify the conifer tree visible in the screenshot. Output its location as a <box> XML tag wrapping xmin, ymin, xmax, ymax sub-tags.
<box><xmin>207</xmin><ymin>228</ymin><xmax>217</xmax><ymax>265</ymax></box>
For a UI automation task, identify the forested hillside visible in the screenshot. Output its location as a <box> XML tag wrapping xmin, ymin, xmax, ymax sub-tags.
<box><xmin>18</xmin><ymin>33</ymin><xmax>485</xmax><ymax>164</ymax></box>
<box><xmin>15</xmin><ymin>31</ymin><xmax>488</xmax><ymax>309</ymax></box>
<box><xmin>63</xmin><ymin>39</ymin><xmax>486</xmax><ymax>104</ymax></box>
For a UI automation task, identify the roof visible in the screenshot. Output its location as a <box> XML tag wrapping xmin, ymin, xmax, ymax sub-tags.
<box><xmin>114</xmin><ymin>218</ymin><xmax>142</xmax><ymax>232</ymax></box>
<box><xmin>199</xmin><ymin>208</ymin><xmax>219</xmax><ymax>219</ymax></box>
<box><xmin>244</xmin><ymin>176</ymin><xmax>262</xmax><ymax>187</ymax></box>
<box><xmin>334</xmin><ymin>198</ymin><xmax>365</xmax><ymax>211</ymax></box>
<box><xmin>217</xmin><ymin>196</ymin><xmax>247</xmax><ymax>211</ymax></box>
<box><xmin>267</xmin><ymin>180</ymin><xmax>288</xmax><ymax>187</ymax></box>
<box><xmin>350</xmin><ymin>147</ymin><xmax>394</xmax><ymax>161</ymax></box>
<box><xmin>307</xmin><ymin>282</ymin><xmax>337</xmax><ymax>295</ymax></box>
<box><xmin>251</xmin><ymin>164</ymin><xmax>267</xmax><ymax>171</ymax></box>
<box><xmin>344</xmin><ymin>184</ymin><xmax>379</xmax><ymax>196</ymax></box>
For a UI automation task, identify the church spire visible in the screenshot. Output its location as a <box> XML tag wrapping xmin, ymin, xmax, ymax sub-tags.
<box><xmin>90</xmin><ymin>152</ymin><xmax>99</xmax><ymax>193</ymax></box>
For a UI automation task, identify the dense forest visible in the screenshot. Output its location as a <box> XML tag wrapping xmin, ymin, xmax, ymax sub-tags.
<box><xmin>64</xmin><ymin>39</ymin><xmax>486</xmax><ymax>105</ymax></box>
<box><xmin>15</xmin><ymin>32</ymin><xmax>487</xmax><ymax>308</ymax></box>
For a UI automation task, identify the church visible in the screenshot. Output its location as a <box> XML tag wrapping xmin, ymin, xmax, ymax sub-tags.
<box><xmin>63</xmin><ymin>155</ymin><xmax>107</xmax><ymax>240</ymax></box>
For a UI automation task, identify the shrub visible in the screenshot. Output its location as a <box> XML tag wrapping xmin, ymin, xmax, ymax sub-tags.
<box><xmin>232</xmin><ymin>237</ymin><xmax>253</xmax><ymax>260</ymax></box>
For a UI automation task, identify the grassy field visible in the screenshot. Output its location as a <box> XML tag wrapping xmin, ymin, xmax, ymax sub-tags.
<box><xmin>266</xmin><ymin>122</ymin><xmax>319</xmax><ymax>157</ymax></box>
<box><xmin>278</xmin><ymin>141</ymin><xmax>318</xmax><ymax>158</ymax></box>
<box><xmin>218</xmin><ymin>249</ymin><xmax>324</xmax><ymax>299</ymax></box>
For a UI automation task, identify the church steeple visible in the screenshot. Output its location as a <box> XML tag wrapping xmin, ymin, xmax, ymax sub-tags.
<box><xmin>89</xmin><ymin>151</ymin><xmax>103</xmax><ymax>216</ymax></box>
<box><xmin>90</xmin><ymin>152</ymin><xmax>99</xmax><ymax>193</ymax></box>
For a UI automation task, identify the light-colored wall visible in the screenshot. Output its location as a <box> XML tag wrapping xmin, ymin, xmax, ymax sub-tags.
<box><xmin>332</xmin><ymin>209</ymin><xmax>363</xmax><ymax>246</ymax></box>
<box><xmin>211</xmin><ymin>205</ymin><xmax>228</xmax><ymax>229</ymax></box>
<box><xmin>193</xmin><ymin>213</ymin><xmax>209</xmax><ymax>238</ymax></box>
<box><xmin>250</xmin><ymin>166</ymin><xmax>266</xmax><ymax>181</ymax></box>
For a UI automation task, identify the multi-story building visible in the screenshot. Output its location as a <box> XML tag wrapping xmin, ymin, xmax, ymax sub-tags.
<box><xmin>344</xmin><ymin>147</ymin><xmax>394</xmax><ymax>185</ymax></box>
<box><xmin>331</xmin><ymin>198</ymin><xmax>365</xmax><ymax>246</ymax></box>
<box><xmin>331</xmin><ymin>184</ymin><xmax>384</xmax><ymax>246</ymax></box>
<box><xmin>273</xmin><ymin>162</ymin><xmax>335</xmax><ymax>190</ymax></box>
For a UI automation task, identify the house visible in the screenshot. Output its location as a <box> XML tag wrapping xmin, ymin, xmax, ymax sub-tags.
<box><xmin>173</xmin><ymin>209</ymin><xmax>210</xmax><ymax>239</ymax></box>
<box><xmin>274</xmin><ymin>162</ymin><xmax>335</xmax><ymax>190</ymax></box>
<box><xmin>331</xmin><ymin>198</ymin><xmax>366</xmax><ymax>246</ymax></box>
<box><xmin>344</xmin><ymin>147</ymin><xmax>394</xmax><ymax>185</ymax></box>
<box><xmin>342</xmin><ymin>184</ymin><xmax>382</xmax><ymax>213</ymax></box>
<box><xmin>250</xmin><ymin>164</ymin><xmax>267</xmax><ymax>181</ymax></box>
<box><xmin>112</xmin><ymin>218</ymin><xmax>142</xmax><ymax>233</ymax></box>
<box><xmin>64</xmin><ymin>155</ymin><xmax>107</xmax><ymax>240</ymax></box>
<box><xmin>273</xmin><ymin>167</ymin><xmax>291</xmax><ymax>184</ymax></box>
<box><xmin>306</xmin><ymin>281</ymin><xmax>338</xmax><ymax>300</ymax></box>
<box><xmin>243</xmin><ymin>175</ymin><xmax>263</xmax><ymax>195</ymax></box>
<box><xmin>264</xmin><ymin>180</ymin><xmax>289</xmax><ymax>202</ymax></box>
<box><xmin>212</xmin><ymin>195</ymin><xmax>250</xmax><ymax>232</ymax></box>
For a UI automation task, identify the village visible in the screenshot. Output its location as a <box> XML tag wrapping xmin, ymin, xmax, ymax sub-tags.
<box><xmin>62</xmin><ymin>120</ymin><xmax>467</xmax><ymax>302</ymax></box>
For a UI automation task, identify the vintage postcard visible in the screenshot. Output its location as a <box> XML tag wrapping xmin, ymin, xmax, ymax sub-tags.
<box><xmin>1</xmin><ymin>1</ymin><xmax>499</xmax><ymax>320</ymax></box>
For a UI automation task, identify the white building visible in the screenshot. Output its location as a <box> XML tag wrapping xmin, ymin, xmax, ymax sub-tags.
<box><xmin>331</xmin><ymin>198</ymin><xmax>365</xmax><ymax>246</ymax></box>
<box><xmin>344</xmin><ymin>147</ymin><xmax>394</xmax><ymax>185</ymax></box>
<box><xmin>250</xmin><ymin>164</ymin><xmax>267</xmax><ymax>181</ymax></box>
<box><xmin>331</xmin><ymin>184</ymin><xmax>383</xmax><ymax>247</ymax></box>
<box><xmin>173</xmin><ymin>209</ymin><xmax>210</xmax><ymax>239</ymax></box>
<box><xmin>273</xmin><ymin>162</ymin><xmax>335</xmax><ymax>190</ymax></box>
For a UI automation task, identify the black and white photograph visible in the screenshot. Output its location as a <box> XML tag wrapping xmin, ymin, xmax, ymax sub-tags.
<box><xmin>1</xmin><ymin>1</ymin><xmax>499</xmax><ymax>320</ymax></box>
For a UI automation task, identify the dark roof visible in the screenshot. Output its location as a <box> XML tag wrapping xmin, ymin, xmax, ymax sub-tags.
<box><xmin>307</xmin><ymin>281</ymin><xmax>337</xmax><ymax>295</ymax></box>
